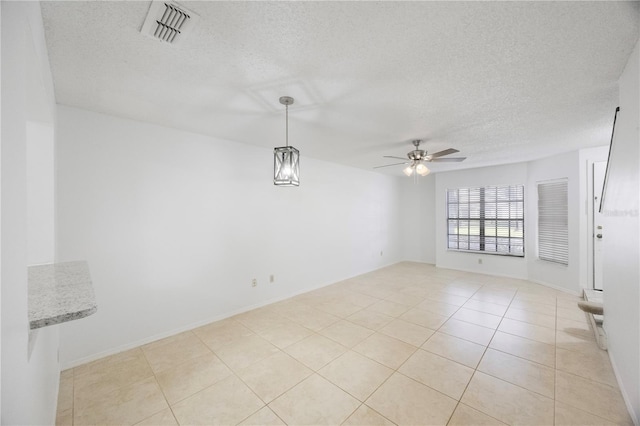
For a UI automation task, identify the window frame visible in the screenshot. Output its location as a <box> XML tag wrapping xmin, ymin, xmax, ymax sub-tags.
<box><xmin>446</xmin><ymin>184</ymin><xmax>525</xmax><ymax>257</ymax></box>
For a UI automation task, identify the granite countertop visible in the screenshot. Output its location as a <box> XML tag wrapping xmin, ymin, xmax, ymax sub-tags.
<box><xmin>28</xmin><ymin>261</ymin><xmax>97</xmax><ymax>330</ymax></box>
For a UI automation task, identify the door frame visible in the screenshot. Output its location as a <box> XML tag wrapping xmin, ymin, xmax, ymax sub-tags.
<box><xmin>586</xmin><ymin>160</ymin><xmax>607</xmax><ymax>290</ymax></box>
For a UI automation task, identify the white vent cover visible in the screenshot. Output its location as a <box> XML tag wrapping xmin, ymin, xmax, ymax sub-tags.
<box><xmin>140</xmin><ymin>1</ymin><xmax>199</xmax><ymax>45</ymax></box>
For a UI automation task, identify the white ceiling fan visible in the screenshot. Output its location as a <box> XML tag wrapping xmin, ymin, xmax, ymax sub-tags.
<box><xmin>374</xmin><ymin>140</ymin><xmax>466</xmax><ymax>176</ymax></box>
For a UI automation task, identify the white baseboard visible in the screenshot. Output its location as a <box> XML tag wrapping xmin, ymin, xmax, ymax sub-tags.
<box><xmin>434</xmin><ymin>264</ymin><xmax>528</xmax><ymax>281</ymax></box>
<box><xmin>62</xmin><ymin>259</ymin><xmax>582</xmax><ymax>370</ymax></box>
<box><xmin>607</xmin><ymin>350</ymin><xmax>639</xmax><ymax>426</ymax></box>
<box><xmin>527</xmin><ymin>278</ymin><xmax>582</xmax><ymax>296</ymax></box>
<box><xmin>61</xmin><ymin>260</ymin><xmax>402</xmax><ymax>370</ymax></box>
<box><xmin>416</xmin><ymin>263</ymin><xmax>583</xmax><ymax>296</ymax></box>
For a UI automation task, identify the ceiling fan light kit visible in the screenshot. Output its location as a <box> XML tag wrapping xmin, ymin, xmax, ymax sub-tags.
<box><xmin>375</xmin><ymin>139</ymin><xmax>465</xmax><ymax>178</ymax></box>
<box><xmin>274</xmin><ymin>96</ymin><xmax>300</xmax><ymax>187</ymax></box>
<box><xmin>416</xmin><ymin>163</ymin><xmax>430</xmax><ymax>176</ymax></box>
<box><xmin>403</xmin><ymin>162</ymin><xmax>430</xmax><ymax>177</ymax></box>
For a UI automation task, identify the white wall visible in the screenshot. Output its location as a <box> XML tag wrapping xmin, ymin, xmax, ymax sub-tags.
<box><xmin>401</xmin><ymin>148</ymin><xmax>606</xmax><ymax>294</ymax></box>
<box><xmin>1</xmin><ymin>2</ymin><xmax>60</xmax><ymax>424</ymax></box>
<box><xmin>526</xmin><ymin>151</ymin><xmax>581</xmax><ymax>293</ymax></box>
<box><xmin>400</xmin><ymin>176</ymin><xmax>436</xmax><ymax>264</ymax></box>
<box><xmin>602</xmin><ymin>39</ymin><xmax>640</xmax><ymax>424</ymax></box>
<box><xmin>27</xmin><ymin>122</ymin><xmax>56</xmax><ymax>265</ymax></box>
<box><xmin>56</xmin><ymin>106</ymin><xmax>404</xmax><ymax>367</ymax></box>
<box><xmin>435</xmin><ymin>162</ymin><xmax>529</xmax><ymax>278</ymax></box>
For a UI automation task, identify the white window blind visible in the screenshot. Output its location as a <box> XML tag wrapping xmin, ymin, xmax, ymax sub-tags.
<box><xmin>537</xmin><ymin>179</ymin><xmax>568</xmax><ymax>265</ymax></box>
<box><xmin>446</xmin><ymin>185</ymin><xmax>524</xmax><ymax>256</ymax></box>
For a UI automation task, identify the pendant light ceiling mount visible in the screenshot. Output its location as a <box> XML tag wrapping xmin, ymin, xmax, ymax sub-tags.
<box><xmin>279</xmin><ymin>96</ymin><xmax>294</xmax><ymax>106</ymax></box>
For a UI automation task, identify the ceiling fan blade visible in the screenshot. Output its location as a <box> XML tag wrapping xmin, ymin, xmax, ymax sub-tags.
<box><xmin>429</xmin><ymin>148</ymin><xmax>459</xmax><ymax>158</ymax></box>
<box><xmin>383</xmin><ymin>155</ymin><xmax>410</xmax><ymax>161</ymax></box>
<box><xmin>373</xmin><ymin>162</ymin><xmax>409</xmax><ymax>169</ymax></box>
<box><xmin>430</xmin><ymin>157</ymin><xmax>466</xmax><ymax>162</ymax></box>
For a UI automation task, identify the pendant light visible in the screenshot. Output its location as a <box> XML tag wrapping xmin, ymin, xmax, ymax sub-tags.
<box><xmin>273</xmin><ymin>96</ymin><xmax>300</xmax><ymax>186</ymax></box>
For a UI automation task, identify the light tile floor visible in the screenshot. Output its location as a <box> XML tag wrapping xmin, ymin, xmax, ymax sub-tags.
<box><xmin>56</xmin><ymin>262</ymin><xmax>633</xmax><ymax>425</ymax></box>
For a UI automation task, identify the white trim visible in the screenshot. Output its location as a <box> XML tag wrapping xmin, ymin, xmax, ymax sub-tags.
<box><xmin>61</xmin><ymin>284</ymin><xmax>326</xmax><ymax>369</ymax></box>
<box><xmin>435</xmin><ymin>264</ymin><xmax>581</xmax><ymax>296</ymax></box>
<box><xmin>434</xmin><ymin>265</ymin><xmax>527</xmax><ymax>281</ymax></box>
<box><xmin>526</xmin><ymin>278</ymin><xmax>582</xmax><ymax>297</ymax></box>
<box><xmin>61</xmin><ymin>259</ymin><xmax>582</xmax><ymax>370</ymax></box>
<box><xmin>61</xmin><ymin>261</ymin><xmax>400</xmax><ymax>370</ymax></box>
<box><xmin>608</xmin><ymin>349</ymin><xmax>640</xmax><ymax>426</ymax></box>
<box><xmin>51</xmin><ymin>368</ymin><xmax>60</xmax><ymax>425</ymax></box>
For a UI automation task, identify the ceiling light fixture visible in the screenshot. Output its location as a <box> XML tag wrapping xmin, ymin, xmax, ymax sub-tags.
<box><xmin>274</xmin><ymin>96</ymin><xmax>300</xmax><ymax>186</ymax></box>
<box><xmin>375</xmin><ymin>140</ymin><xmax>465</xmax><ymax>177</ymax></box>
<box><xmin>416</xmin><ymin>163</ymin><xmax>430</xmax><ymax>176</ymax></box>
<box><xmin>403</xmin><ymin>162</ymin><xmax>430</xmax><ymax>177</ymax></box>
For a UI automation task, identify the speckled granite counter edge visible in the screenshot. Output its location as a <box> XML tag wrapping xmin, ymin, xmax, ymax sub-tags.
<box><xmin>30</xmin><ymin>305</ymin><xmax>98</xmax><ymax>329</ymax></box>
<box><xmin>28</xmin><ymin>261</ymin><xmax>97</xmax><ymax>330</ymax></box>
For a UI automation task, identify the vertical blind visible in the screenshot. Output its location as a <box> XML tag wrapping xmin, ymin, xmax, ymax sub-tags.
<box><xmin>447</xmin><ymin>185</ymin><xmax>524</xmax><ymax>256</ymax></box>
<box><xmin>537</xmin><ymin>179</ymin><xmax>569</xmax><ymax>265</ymax></box>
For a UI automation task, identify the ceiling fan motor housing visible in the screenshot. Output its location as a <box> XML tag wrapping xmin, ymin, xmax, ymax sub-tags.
<box><xmin>408</xmin><ymin>150</ymin><xmax>426</xmax><ymax>161</ymax></box>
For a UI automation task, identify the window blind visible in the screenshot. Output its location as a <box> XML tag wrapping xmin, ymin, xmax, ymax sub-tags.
<box><xmin>446</xmin><ymin>185</ymin><xmax>524</xmax><ymax>256</ymax></box>
<box><xmin>537</xmin><ymin>179</ymin><xmax>568</xmax><ymax>265</ymax></box>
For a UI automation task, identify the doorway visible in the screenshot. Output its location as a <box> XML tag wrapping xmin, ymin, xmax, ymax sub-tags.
<box><xmin>592</xmin><ymin>161</ymin><xmax>606</xmax><ymax>291</ymax></box>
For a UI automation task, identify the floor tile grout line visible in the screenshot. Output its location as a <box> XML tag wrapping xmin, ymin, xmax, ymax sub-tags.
<box><xmin>357</xmin><ymin>403</ymin><xmax>399</xmax><ymax>426</ymax></box>
<box><xmin>486</xmin><ymin>342</ymin><xmax>555</xmax><ymax>368</ymax></box>
<box><xmin>445</xmin><ymin>280</ymin><xmax>511</xmax><ymax>425</ymax></box>
<box><xmin>221</xmin><ymin>318</ymin><xmax>357</xmax><ymax>424</ymax></box>
<box><xmin>238</xmin><ymin>352</ymin><xmax>314</xmax><ymax>407</ymax></box>
<box><xmin>70</xmin><ymin>354</ymin><xmax>163</xmax><ymax>424</ymax></box>
<box><xmin>411</xmin><ymin>280</ymin><xmax>506</xmax><ymax>423</ymax></box>
<box><xmin>231</xmin><ymin>367</ymin><xmax>289</xmax><ymax>426</ymax></box>
<box><xmin>472</xmin><ymin>287</ymin><xmax>559</xmax><ymax>402</ymax></box>
<box><xmin>171</xmin><ymin>335</ymin><xmax>278</xmax><ymax>425</ymax></box>
<box><xmin>554</xmin><ymin>398</ymin><xmax>628</xmax><ymax>425</ymax></box>
<box><xmin>140</xmin><ymin>342</ymin><xmax>183</xmax><ymax>425</ymax></box>
<box><xmin>156</xmin><ymin>326</ymin><xmax>284</xmax><ymax>416</ymax></box>
<box><xmin>348</xmin><ymin>277</ymin><xmax>464</xmax><ymax>421</ymax></box>
<box><xmin>474</xmin><ymin>360</ymin><xmax>556</xmax><ymax>401</ymax></box>
<box><xmin>456</xmin><ymin>283</ymin><xmax>549</xmax><ymax>421</ymax></box>
<box><xmin>270</xmin><ymin>319</ymin><xmax>390</xmax><ymax>425</ymax></box>
<box><xmin>554</xmin><ymin>371</ymin><xmax>630</xmax><ymax>424</ymax></box>
<box><xmin>555</xmin><ymin>368</ymin><xmax>628</xmax><ymax>391</ymax></box>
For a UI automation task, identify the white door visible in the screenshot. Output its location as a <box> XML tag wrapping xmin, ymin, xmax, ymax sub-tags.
<box><xmin>593</xmin><ymin>161</ymin><xmax>607</xmax><ymax>291</ymax></box>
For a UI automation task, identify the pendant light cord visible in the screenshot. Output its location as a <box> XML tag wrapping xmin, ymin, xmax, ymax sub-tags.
<box><xmin>285</xmin><ymin>104</ymin><xmax>289</xmax><ymax>148</ymax></box>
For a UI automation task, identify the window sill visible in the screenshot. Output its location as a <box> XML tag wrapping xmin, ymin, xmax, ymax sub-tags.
<box><xmin>446</xmin><ymin>249</ymin><xmax>525</xmax><ymax>258</ymax></box>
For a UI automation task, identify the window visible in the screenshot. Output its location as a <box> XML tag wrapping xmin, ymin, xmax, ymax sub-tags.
<box><xmin>447</xmin><ymin>185</ymin><xmax>524</xmax><ymax>256</ymax></box>
<box><xmin>537</xmin><ymin>179</ymin><xmax>568</xmax><ymax>265</ymax></box>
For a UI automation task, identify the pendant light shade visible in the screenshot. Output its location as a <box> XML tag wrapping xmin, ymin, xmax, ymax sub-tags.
<box><xmin>274</xmin><ymin>146</ymin><xmax>300</xmax><ymax>186</ymax></box>
<box><xmin>274</xmin><ymin>96</ymin><xmax>300</xmax><ymax>186</ymax></box>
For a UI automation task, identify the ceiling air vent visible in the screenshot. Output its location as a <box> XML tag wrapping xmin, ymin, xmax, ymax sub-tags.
<box><xmin>140</xmin><ymin>1</ymin><xmax>199</xmax><ymax>45</ymax></box>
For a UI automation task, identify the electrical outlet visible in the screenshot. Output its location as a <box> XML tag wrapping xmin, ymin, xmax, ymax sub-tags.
<box><xmin>270</xmin><ymin>275</ymin><xmax>274</xmax><ymax>283</ymax></box>
<box><xmin>252</xmin><ymin>278</ymin><xmax>257</xmax><ymax>287</ymax></box>
<box><xmin>478</xmin><ymin>258</ymin><xmax>483</xmax><ymax>265</ymax></box>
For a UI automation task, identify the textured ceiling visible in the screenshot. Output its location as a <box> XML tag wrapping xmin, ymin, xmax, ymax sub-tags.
<box><xmin>41</xmin><ymin>1</ymin><xmax>639</xmax><ymax>175</ymax></box>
